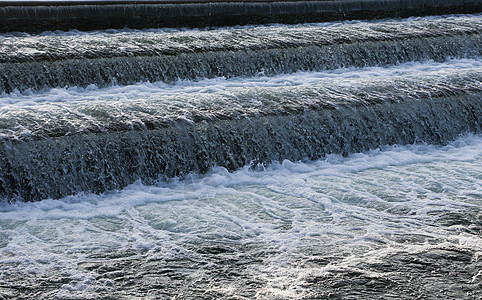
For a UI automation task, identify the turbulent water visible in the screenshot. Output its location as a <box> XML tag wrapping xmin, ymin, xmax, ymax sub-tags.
<box><xmin>1</xmin><ymin>59</ymin><xmax>481</xmax><ymax>201</ymax></box>
<box><xmin>1</xmin><ymin>15</ymin><xmax>481</xmax><ymax>93</ymax></box>
<box><xmin>0</xmin><ymin>11</ymin><xmax>481</xmax><ymax>299</ymax></box>
<box><xmin>0</xmin><ymin>135</ymin><xmax>481</xmax><ymax>299</ymax></box>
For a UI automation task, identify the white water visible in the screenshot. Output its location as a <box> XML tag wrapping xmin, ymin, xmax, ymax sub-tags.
<box><xmin>1</xmin><ymin>134</ymin><xmax>481</xmax><ymax>298</ymax></box>
<box><xmin>0</xmin><ymin>13</ymin><xmax>481</xmax><ymax>298</ymax></box>
<box><xmin>1</xmin><ymin>13</ymin><xmax>478</xmax><ymax>38</ymax></box>
<box><xmin>1</xmin><ymin>58</ymin><xmax>481</xmax><ymax>107</ymax></box>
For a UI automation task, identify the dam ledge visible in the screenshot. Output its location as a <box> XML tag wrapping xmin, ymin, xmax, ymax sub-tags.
<box><xmin>1</xmin><ymin>89</ymin><xmax>481</xmax><ymax>202</ymax></box>
<box><xmin>1</xmin><ymin>0</ymin><xmax>481</xmax><ymax>32</ymax></box>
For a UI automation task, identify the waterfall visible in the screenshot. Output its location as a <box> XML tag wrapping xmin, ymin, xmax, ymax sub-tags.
<box><xmin>0</xmin><ymin>11</ymin><xmax>481</xmax><ymax>202</ymax></box>
<box><xmin>1</xmin><ymin>67</ymin><xmax>481</xmax><ymax>201</ymax></box>
<box><xmin>1</xmin><ymin>16</ymin><xmax>480</xmax><ymax>93</ymax></box>
<box><xmin>1</xmin><ymin>3</ymin><xmax>482</xmax><ymax>300</ymax></box>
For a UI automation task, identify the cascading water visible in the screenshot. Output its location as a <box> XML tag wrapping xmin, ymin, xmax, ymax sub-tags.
<box><xmin>0</xmin><ymin>2</ymin><xmax>481</xmax><ymax>299</ymax></box>
<box><xmin>1</xmin><ymin>63</ymin><xmax>481</xmax><ymax>201</ymax></box>
<box><xmin>1</xmin><ymin>16</ymin><xmax>481</xmax><ymax>93</ymax></box>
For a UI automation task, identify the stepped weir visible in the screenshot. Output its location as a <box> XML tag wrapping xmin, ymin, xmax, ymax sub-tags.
<box><xmin>1</xmin><ymin>2</ymin><xmax>482</xmax><ymax>300</ymax></box>
<box><xmin>0</xmin><ymin>3</ymin><xmax>481</xmax><ymax>202</ymax></box>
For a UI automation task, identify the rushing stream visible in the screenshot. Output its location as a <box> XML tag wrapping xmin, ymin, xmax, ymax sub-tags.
<box><xmin>0</xmin><ymin>10</ymin><xmax>480</xmax><ymax>299</ymax></box>
<box><xmin>0</xmin><ymin>135</ymin><xmax>481</xmax><ymax>298</ymax></box>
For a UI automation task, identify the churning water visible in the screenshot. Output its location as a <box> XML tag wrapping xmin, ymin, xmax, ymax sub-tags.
<box><xmin>0</xmin><ymin>10</ymin><xmax>481</xmax><ymax>299</ymax></box>
<box><xmin>0</xmin><ymin>135</ymin><xmax>481</xmax><ymax>298</ymax></box>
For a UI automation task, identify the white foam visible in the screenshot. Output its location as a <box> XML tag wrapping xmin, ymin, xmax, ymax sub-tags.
<box><xmin>1</xmin><ymin>13</ymin><xmax>478</xmax><ymax>38</ymax></box>
<box><xmin>0</xmin><ymin>133</ymin><xmax>479</xmax><ymax>221</ymax></box>
<box><xmin>1</xmin><ymin>58</ymin><xmax>480</xmax><ymax>107</ymax></box>
<box><xmin>0</xmin><ymin>134</ymin><xmax>481</xmax><ymax>297</ymax></box>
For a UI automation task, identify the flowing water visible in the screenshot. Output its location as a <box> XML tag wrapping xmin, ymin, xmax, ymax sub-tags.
<box><xmin>1</xmin><ymin>15</ymin><xmax>481</xmax><ymax>93</ymax></box>
<box><xmin>0</xmin><ymin>12</ymin><xmax>481</xmax><ymax>299</ymax></box>
<box><xmin>0</xmin><ymin>135</ymin><xmax>481</xmax><ymax>299</ymax></box>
